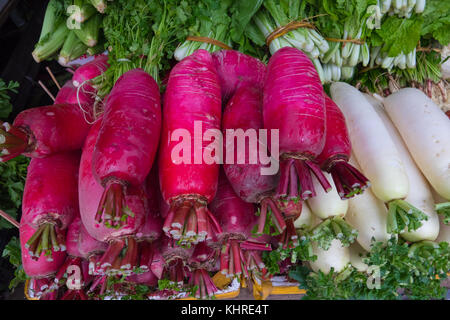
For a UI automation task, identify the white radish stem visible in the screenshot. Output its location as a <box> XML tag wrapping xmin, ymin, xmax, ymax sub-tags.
<box><xmin>436</xmin><ymin>214</ymin><xmax>450</xmax><ymax>243</ymax></box>
<box><xmin>345</xmin><ymin>155</ymin><xmax>391</xmax><ymax>251</ymax></box>
<box><xmin>383</xmin><ymin>88</ymin><xmax>450</xmax><ymax>200</ymax></box>
<box><xmin>365</xmin><ymin>94</ymin><xmax>439</xmax><ymax>242</ymax></box>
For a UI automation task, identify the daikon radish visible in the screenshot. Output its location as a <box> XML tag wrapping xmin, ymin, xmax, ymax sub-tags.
<box><xmin>383</xmin><ymin>88</ymin><xmax>450</xmax><ymax>200</ymax></box>
<box><xmin>436</xmin><ymin>214</ymin><xmax>450</xmax><ymax>243</ymax></box>
<box><xmin>309</xmin><ymin>239</ymin><xmax>350</xmax><ymax>274</ymax></box>
<box><xmin>345</xmin><ymin>155</ymin><xmax>391</xmax><ymax>252</ymax></box>
<box><xmin>365</xmin><ymin>94</ymin><xmax>439</xmax><ymax>242</ymax></box>
<box><xmin>348</xmin><ymin>242</ymin><xmax>369</xmax><ymax>272</ymax></box>
<box><xmin>330</xmin><ymin>82</ymin><xmax>426</xmax><ymax>234</ymax></box>
<box><xmin>306</xmin><ymin>172</ymin><xmax>356</xmax><ymax>249</ymax></box>
<box><xmin>431</xmin><ymin>189</ymin><xmax>450</xmax><ymax>225</ymax></box>
<box><xmin>293</xmin><ymin>202</ymin><xmax>315</xmax><ymax>230</ymax></box>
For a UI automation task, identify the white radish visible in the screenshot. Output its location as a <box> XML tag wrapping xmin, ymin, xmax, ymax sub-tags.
<box><xmin>436</xmin><ymin>214</ymin><xmax>450</xmax><ymax>243</ymax></box>
<box><xmin>293</xmin><ymin>202</ymin><xmax>315</xmax><ymax>230</ymax></box>
<box><xmin>345</xmin><ymin>155</ymin><xmax>391</xmax><ymax>251</ymax></box>
<box><xmin>349</xmin><ymin>242</ymin><xmax>369</xmax><ymax>272</ymax></box>
<box><xmin>383</xmin><ymin>88</ymin><xmax>450</xmax><ymax>200</ymax></box>
<box><xmin>309</xmin><ymin>239</ymin><xmax>350</xmax><ymax>274</ymax></box>
<box><xmin>330</xmin><ymin>82</ymin><xmax>409</xmax><ymax>203</ymax></box>
<box><xmin>331</xmin><ymin>83</ymin><xmax>426</xmax><ymax>234</ymax></box>
<box><xmin>307</xmin><ymin>172</ymin><xmax>356</xmax><ymax>248</ymax></box>
<box><xmin>307</xmin><ymin>172</ymin><xmax>348</xmax><ymax>220</ymax></box>
<box><xmin>365</xmin><ymin>94</ymin><xmax>439</xmax><ymax>242</ymax></box>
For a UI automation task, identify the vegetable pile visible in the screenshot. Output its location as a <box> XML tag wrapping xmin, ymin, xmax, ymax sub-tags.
<box><xmin>0</xmin><ymin>0</ymin><xmax>449</xmax><ymax>300</ymax></box>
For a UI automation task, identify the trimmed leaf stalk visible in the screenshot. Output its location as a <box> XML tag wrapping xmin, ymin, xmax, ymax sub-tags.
<box><xmin>387</xmin><ymin>199</ymin><xmax>429</xmax><ymax>234</ymax></box>
<box><xmin>309</xmin><ymin>216</ymin><xmax>358</xmax><ymax>250</ymax></box>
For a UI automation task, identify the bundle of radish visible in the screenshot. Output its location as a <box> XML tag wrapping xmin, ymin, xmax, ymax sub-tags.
<box><xmin>79</xmin><ymin>120</ymin><xmax>145</xmax><ymax>276</ymax></box>
<box><xmin>330</xmin><ymin>82</ymin><xmax>427</xmax><ymax>234</ymax></box>
<box><xmin>306</xmin><ymin>172</ymin><xmax>357</xmax><ymax>250</ymax></box>
<box><xmin>211</xmin><ymin>50</ymin><xmax>266</xmax><ymax>104</ymax></box>
<box><xmin>92</xmin><ymin>68</ymin><xmax>161</xmax><ymax>229</ymax></box>
<box><xmin>22</xmin><ymin>151</ymin><xmax>80</xmax><ymax>260</ymax></box>
<box><xmin>209</xmin><ymin>171</ymin><xmax>271</xmax><ymax>279</ymax></box>
<box><xmin>20</xmin><ymin>222</ymin><xmax>66</xmax><ymax>298</ymax></box>
<box><xmin>54</xmin><ymin>216</ymin><xmax>91</xmax><ymax>300</ymax></box>
<box><xmin>0</xmin><ymin>103</ymin><xmax>91</xmax><ymax>162</ymax></box>
<box><xmin>366</xmin><ymin>94</ymin><xmax>440</xmax><ymax>242</ymax></box>
<box><xmin>187</xmin><ymin>242</ymin><xmax>219</xmax><ymax>299</ymax></box>
<box><xmin>315</xmin><ymin>96</ymin><xmax>370</xmax><ymax>199</ymax></box>
<box><xmin>77</xmin><ymin>220</ymin><xmax>107</xmax><ymax>276</ymax></box>
<box><xmin>383</xmin><ymin>89</ymin><xmax>450</xmax><ymax>219</ymax></box>
<box><xmin>159</xmin><ymin>50</ymin><xmax>222</xmax><ymax>244</ymax></box>
<box><xmin>263</xmin><ymin>47</ymin><xmax>331</xmax><ymax>202</ymax></box>
<box><xmin>345</xmin><ymin>155</ymin><xmax>391</xmax><ymax>252</ymax></box>
<box><xmin>221</xmin><ymin>85</ymin><xmax>289</xmax><ymax>240</ymax></box>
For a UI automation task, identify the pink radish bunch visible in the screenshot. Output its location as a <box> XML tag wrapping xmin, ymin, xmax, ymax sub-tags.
<box><xmin>159</xmin><ymin>50</ymin><xmax>222</xmax><ymax>244</ymax></box>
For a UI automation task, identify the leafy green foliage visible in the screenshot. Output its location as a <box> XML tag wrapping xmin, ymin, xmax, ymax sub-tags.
<box><xmin>0</xmin><ymin>79</ymin><xmax>19</xmax><ymax>120</ymax></box>
<box><xmin>421</xmin><ymin>0</ymin><xmax>450</xmax><ymax>45</ymax></box>
<box><xmin>0</xmin><ymin>156</ymin><xmax>29</xmax><ymax>229</ymax></box>
<box><xmin>289</xmin><ymin>237</ymin><xmax>450</xmax><ymax>300</ymax></box>
<box><xmin>373</xmin><ymin>16</ymin><xmax>423</xmax><ymax>57</ymax></box>
<box><xmin>2</xmin><ymin>237</ymin><xmax>28</xmax><ymax>290</ymax></box>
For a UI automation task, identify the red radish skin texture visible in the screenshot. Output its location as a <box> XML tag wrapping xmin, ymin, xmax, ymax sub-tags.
<box><xmin>77</xmin><ymin>222</ymin><xmax>107</xmax><ymax>259</ymax></box>
<box><xmin>78</xmin><ymin>120</ymin><xmax>144</xmax><ymax>242</ymax></box>
<box><xmin>159</xmin><ymin>49</ymin><xmax>221</xmax><ymax>203</ymax></box>
<box><xmin>22</xmin><ymin>151</ymin><xmax>80</xmax><ymax>230</ymax></box>
<box><xmin>93</xmin><ymin>68</ymin><xmax>161</xmax><ymax>187</ymax></box>
<box><xmin>72</xmin><ymin>54</ymin><xmax>109</xmax><ymax>88</ymax></box>
<box><xmin>263</xmin><ymin>47</ymin><xmax>325</xmax><ymax>157</ymax></box>
<box><xmin>20</xmin><ymin>223</ymin><xmax>66</xmax><ymax>277</ymax></box>
<box><xmin>212</xmin><ymin>50</ymin><xmax>266</xmax><ymax>103</ymax></box>
<box><xmin>55</xmin><ymin>80</ymin><xmax>95</xmax><ymax>106</ymax></box>
<box><xmin>209</xmin><ymin>171</ymin><xmax>257</xmax><ymax>240</ymax></box>
<box><xmin>66</xmin><ymin>217</ymin><xmax>83</xmax><ymax>257</ymax></box>
<box><xmin>316</xmin><ymin>96</ymin><xmax>351</xmax><ymax>166</ymax></box>
<box><xmin>222</xmin><ymin>85</ymin><xmax>277</xmax><ymax>203</ymax></box>
<box><xmin>12</xmin><ymin>104</ymin><xmax>91</xmax><ymax>158</ymax></box>
<box><xmin>126</xmin><ymin>270</ymin><xmax>158</xmax><ymax>286</ymax></box>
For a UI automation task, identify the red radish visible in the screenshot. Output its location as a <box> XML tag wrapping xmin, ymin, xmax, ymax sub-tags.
<box><xmin>92</xmin><ymin>69</ymin><xmax>161</xmax><ymax>228</ymax></box>
<box><xmin>187</xmin><ymin>242</ymin><xmax>219</xmax><ymax>299</ymax></box>
<box><xmin>20</xmin><ymin>222</ymin><xmax>66</xmax><ymax>297</ymax></box>
<box><xmin>212</xmin><ymin>50</ymin><xmax>266</xmax><ymax>103</ymax></box>
<box><xmin>221</xmin><ymin>85</ymin><xmax>299</xmax><ymax>244</ymax></box>
<box><xmin>209</xmin><ymin>171</ymin><xmax>271</xmax><ymax>279</ymax></box>
<box><xmin>77</xmin><ymin>222</ymin><xmax>107</xmax><ymax>275</ymax></box>
<box><xmin>159</xmin><ymin>49</ymin><xmax>222</xmax><ymax>244</ymax></box>
<box><xmin>22</xmin><ymin>151</ymin><xmax>80</xmax><ymax>260</ymax></box>
<box><xmin>126</xmin><ymin>270</ymin><xmax>158</xmax><ymax>287</ymax></box>
<box><xmin>72</xmin><ymin>54</ymin><xmax>109</xmax><ymax>89</ymax></box>
<box><xmin>0</xmin><ymin>103</ymin><xmax>91</xmax><ymax>162</ymax></box>
<box><xmin>53</xmin><ymin>217</ymin><xmax>92</xmax><ymax>300</ymax></box>
<box><xmin>315</xmin><ymin>96</ymin><xmax>370</xmax><ymax>199</ymax></box>
<box><xmin>263</xmin><ymin>47</ymin><xmax>331</xmax><ymax>201</ymax></box>
<box><xmin>78</xmin><ymin>119</ymin><xmax>146</xmax><ymax>276</ymax></box>
<box><xmin>55</xmin><ymin>80</ymin><xmax>95</xmax><ymax>106</ymax></box>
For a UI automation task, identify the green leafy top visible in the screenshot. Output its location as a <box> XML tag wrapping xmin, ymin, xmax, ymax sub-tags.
<box><xmin>0</xmin><ymin>79</ymin><xmax>19</xmax><ymax>120</ymax></box>
<box><xmin>2</xmin><ymin>237</ymin><xmax>28</xmax><ymax>290</ymax></box>
<box><xmin>289</xmin><ymin>237</ymin><xmax>450</xmax><ymax>300</ymax></box>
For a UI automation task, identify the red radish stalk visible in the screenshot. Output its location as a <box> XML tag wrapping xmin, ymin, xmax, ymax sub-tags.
<box><xmin>211</xmin><ymin>50</ymin><xmax>266</xmax><ymax>104</ymax></box>
<box><xmin>78</xmin><ymin>120</ymin><xmax>146</xmax><ymax>276</ymax></box>
<box><xmin>160</xmin><ymin>235</ymin><xmax>192</xmax><ymax>284</ymax></box>
<box><xmin>159</xmin><ymin>50</ymin><xmax>222</xmax><ymax>244</ymax></box>
<box><xmin>77</xmin><ymin>222</ymin><xmax>107</xmax><ymax>276</ymax></box>
<box><xmin>72</xmin><ymin>54</ymin><xmax>109</xmax><ymax>89</ymax></box>
<box><xmin>22</xmin><ymin>151</ymin><xmax>80</xmax><ymax>260</ymax></box>
<box><xmin>0</xmin><ymin>103</ymin><xmax>91</xmax><ymax>162</ymax></box>
<box><xmin>187</xmin><ymin>242</ymin><xmax>219</xmax><ymax>299</ymax></box>
<box><xmin>92</xmin><ymin>69</ymin><xmax>161</xmax><ymax>228</ymax></box>
<box><xmin>263</xmin><ymin>47</ymin><xmax>331</xmax><ymax>201</ymax></box>
<box><xmin>209</xmin><ymin>171</ymin><xmax>271</xmax><ymax>279</ymax></box>
<box><xmin>20</xmin><ymin>222</ymin><xmax>66</xmax><ymax>298</ymax></box>
<box><xmin>315</xmin><ymin>96</ymin><xmax>370</xmax><ymax>199</ymax></box>
<box><xmin>54</xmin><ymin>217</ymin><xmax>93</xmax><ymax>300</ymax></box>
